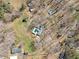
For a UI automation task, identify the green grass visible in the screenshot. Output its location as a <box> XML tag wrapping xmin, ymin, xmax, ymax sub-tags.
<box><xmin>13</xmin><ymin>16</ymin><xmax>35</xmax><ymax>53</ymax></box>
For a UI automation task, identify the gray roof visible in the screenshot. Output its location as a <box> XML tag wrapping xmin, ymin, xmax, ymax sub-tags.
<box><xmin>11</xmin><ymin>48</ymin><xmax>21</xmax><ymax>54</ymax></box>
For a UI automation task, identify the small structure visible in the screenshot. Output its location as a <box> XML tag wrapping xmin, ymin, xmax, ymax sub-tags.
<box><xmin>11</xmin><ymin>48</ymin><xmax>21</xmax><ymax>54</ymax></box>
<box><xmin>10</xmin><ymin>45</ymin><xmax>27</xmax><ymax>59</ymax></box>
<box><xmin>48</xmin><ymin>8</ymin><xmax>57</xmax><ymax>15</ymax></box>
<box><xmin>10</xmin><ymin>48</ymin><xmax>26</xmax><ymax>59</ymax></box>
<box><xmin>10</xmin><ymin>53</ymin><xmax>25</xmax><ymax>59</ymax></box>
<box><xmin>32</xmin><ymin>25</ymin><xmax>43</xmax><ymax>36</ymax></box>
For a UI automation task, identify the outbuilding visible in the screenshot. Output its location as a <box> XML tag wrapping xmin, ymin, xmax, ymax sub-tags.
<box><xmin>11</xmin><ymin>48</ymin><xmax>21</xmax><ymax>54</ymax></box>
<box><xmin>48</xmin><ymin>8</ymin><xmax>57</xmax><ymax>15</ymax></box>
<box><xmin>32</xmin><ymin>25</ymin><xmax>43</xmax><ymax>36</ymax></box>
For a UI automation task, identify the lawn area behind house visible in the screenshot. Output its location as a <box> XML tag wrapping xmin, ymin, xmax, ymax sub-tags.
<box><xmin>12</xmin><ymin>16</ymin><xmax>35</xmax><ymax>53</ymax></box>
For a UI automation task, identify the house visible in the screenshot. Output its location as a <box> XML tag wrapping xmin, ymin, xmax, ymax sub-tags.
<box><xmin>32</xmin><ymin>25</ymin><xmax>43</xmax><ymax>36</ymax></box>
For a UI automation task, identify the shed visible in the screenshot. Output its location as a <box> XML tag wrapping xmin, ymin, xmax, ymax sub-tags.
<box><xmin>11</xmin><ymin>48</ymin><xmax>21</xmax><ymax>54</ymax></box>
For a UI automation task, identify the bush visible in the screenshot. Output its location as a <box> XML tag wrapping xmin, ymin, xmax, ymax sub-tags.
<box><xmin>0</xmin><ymin>3</ymin><xmax>11</xmax><ymax>19</ymax></box>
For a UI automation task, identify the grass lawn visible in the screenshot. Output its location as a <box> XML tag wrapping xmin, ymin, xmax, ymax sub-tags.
<box><xmin>12</xmin><ymin>16</ymin><xmax>35</xmax><ymax>53</ymax></box>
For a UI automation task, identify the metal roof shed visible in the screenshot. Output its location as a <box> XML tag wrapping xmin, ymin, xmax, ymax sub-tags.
<box><xmin>11</xmin><ymin>48</ymin><xmax>21</xmax><ymax>54</ymax></box>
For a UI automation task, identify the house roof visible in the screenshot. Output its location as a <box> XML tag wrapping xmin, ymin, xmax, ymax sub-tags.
<box><xmin>32</xmin><ymin>25</ymin><xmax>43</xmax><ymax>36</ymax></box>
